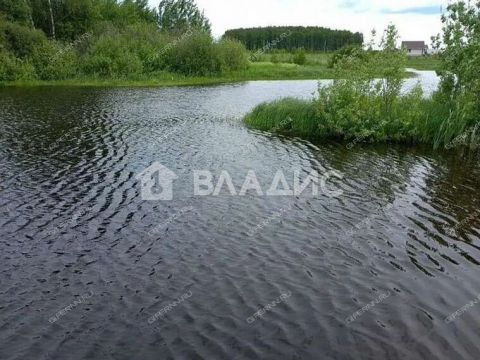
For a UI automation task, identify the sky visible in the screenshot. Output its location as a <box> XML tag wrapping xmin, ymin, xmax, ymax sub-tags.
<box><xmin>149</xmin><ymin>0</ymin><xmax>449</xmax><ymax>44</ymax></box>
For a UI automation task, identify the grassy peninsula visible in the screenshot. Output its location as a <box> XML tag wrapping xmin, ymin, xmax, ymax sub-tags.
<box><xmin>244</xmin><ymin>3</ymin><xmax>480</xmax><ymax>150</ymax></box>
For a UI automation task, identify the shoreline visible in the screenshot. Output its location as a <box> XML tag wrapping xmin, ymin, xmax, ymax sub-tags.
<box><xmin>0</xmin><ymin>64</ymin><xmax>433</xmax><ymax>89</ymax></box>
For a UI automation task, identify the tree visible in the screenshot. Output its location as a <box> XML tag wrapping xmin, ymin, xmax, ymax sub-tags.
<box><xmin>223</xmin><ymin>26</ymin><xmax>363</xmax><ymax>52</ymax></box>
<box><xmin>158</xmin><ymin>0</ymin><xmax>211</xmax><ymax>33</ymax></box>
<box><xmin>440</xmin><ymin>1</ymin><xmax>480</xmax><ymax>100</ymax></box>
<box><xmin>433</xmin><ymin>1</ymin><xmax>480</xmax><ymax>147</ymax></box>
<box><xmin>119</xmin><ymin>0</ymin><xmax>158</xmax><ymax>24</ymax></box>
<box><xmin>0</xmin><ymin>0</ymin><xmax>33</xmax><ymax>25</ymax></box>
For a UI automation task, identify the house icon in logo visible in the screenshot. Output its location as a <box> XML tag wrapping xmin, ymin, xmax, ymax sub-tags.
<box><xmin>136</xmin><ymin>162</ymin><xmax>178</xmax><ymax>201</ymax></box>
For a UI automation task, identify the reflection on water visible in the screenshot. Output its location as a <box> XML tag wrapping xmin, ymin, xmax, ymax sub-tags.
<box><xmin>0</xmin><ymin>75</ymin><xmax>479</xmax><ymax>360</ymax></box>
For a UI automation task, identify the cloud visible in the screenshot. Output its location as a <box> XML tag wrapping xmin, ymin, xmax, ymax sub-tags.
<box><xmin>381</xmin><ymin>5</ymin><xmax>442</xmax><ymax>15</ymax></box>
<box><xmin>149</xmin><ymin>0</ymin><xmax>448</xmax><ymax>42</ymax></box>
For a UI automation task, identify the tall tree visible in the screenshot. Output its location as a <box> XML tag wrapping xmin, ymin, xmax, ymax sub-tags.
<box><xmin>118</xmin><ymin>0</ymin><xmax>158</xmax><ymax>24</ymax></box>
<box><xmin>158</xmin><ymin>0</ymin><xmax>211</xmax><ymax>33</ymax></box>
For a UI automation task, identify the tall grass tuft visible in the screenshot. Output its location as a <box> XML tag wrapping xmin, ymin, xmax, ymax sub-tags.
<box><xmin>244</xmin><ymin>98</ymin><xmax>318</xmax><ymax>136</ymax></box>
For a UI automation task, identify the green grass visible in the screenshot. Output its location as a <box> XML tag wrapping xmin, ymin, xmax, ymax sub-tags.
<box><xmin>406</xmin><ymin>56</ymin><xmax>441</xmax><ymax>71</ymax></box>
<box><xmin>225</xmin><ymin>62</ymin><xmax>335</xmax><ymax>80</ymax></box>
<box><xmin>244</xmin><ymin>98</ymin><xmax>319</xmax><ymax>136</ymax></box>
<box><xmin>243</xmin><ymin>95</ymin><xmax>478</xmax><ymax>149</ymax></box>
<box><xmin>1</xmin><ymin>62</ymin><xmax>336</xmax><ymax>87</ymax></box>
<box><xmin>1</xmin><ymin>53</ymin><xmax>441</xmax><ymax>88</ymax></box>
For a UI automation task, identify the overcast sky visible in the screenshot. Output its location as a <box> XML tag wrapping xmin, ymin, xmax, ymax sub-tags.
<box><xmin>149</xmin><ymin>0</ymin><xmax>448</xmax><ymax>44</ymax></box>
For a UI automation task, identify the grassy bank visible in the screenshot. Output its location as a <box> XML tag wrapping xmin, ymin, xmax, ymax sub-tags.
<box><xmin>244</xmin><ymin>94</ymin><xmax>478</xmax><ymax>150</ymax></box>
<box><xmin>244</xmin><ymin>97</ymin><xmax>430</xmax><ymax>142</ymax></box>
<box><xmin>1</xmin><ymin>63</ymin><xmax>335</xmax><ymax>87</ymax></box>
<box><xmin>2</xmin><ymin>57</ymin><xmax>438</xmax><ymax>88</ymax></box>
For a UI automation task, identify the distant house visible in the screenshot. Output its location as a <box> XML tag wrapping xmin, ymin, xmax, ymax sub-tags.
<box><xmin>401</xmin><ymin>41</ymin><xmax>428</xmax><ymax>56</ymax></box>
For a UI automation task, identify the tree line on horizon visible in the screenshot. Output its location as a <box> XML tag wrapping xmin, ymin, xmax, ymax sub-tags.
<box><xmin>223</xmin><ymin>26</ymin><xmax>364</xmax><ymax>52</ymax></box>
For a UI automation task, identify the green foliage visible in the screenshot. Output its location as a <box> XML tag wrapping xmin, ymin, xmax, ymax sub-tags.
<box><xmin>244</xmin><ymin>98</ymin><xmax>318</xmax><ymax>136</ymax></box>
<box><xmin>292</xmin><ymin>48</ymin><xmax>307</xmax><ymax>65</ymax></box>
<box><xmin>332</xmin><ymin>24</ymin><xmax>407</xmax><ymax>120</ymax></box>
<box><xmin>0</xmin><ymin>49</ymin><xmax>35</xmax><ymax>81</ymax></box>
<box><xmin>0</xmin><ymin>0</ymin><xmax>32</xmax><ymax>24</ymax></box>
<box><xmin>216</xmin><ymin>38</ymin><xmax>249</xmax><ymax>71</ymax></box>
<box><xmin>30</xmin><ymin>41</ymin><xmax>78</xmax><ymax>80</ymax></box>
<box><xmin>164</xmin><ymin>30</ymin><xmax>221</xmax><ymax>76</ymax></box>
<box><xmin>0</xmin><ymin>21</ymin><xmax>47</xmax><ymax>58</ymax></box>
<box><xmin>244</xmin><ymin>16</ymin><xmax>479</xmax><ymax>150</ymax></box>
<box><xmin>82</xmin><ymin>28</ymin><xmax>144</xmax><ymax>78</ymax></box>
<box><xmin>27</xmin><ymin>0</ymin><xmax>158</xmax><ymax>41</ymax></box>
<box><xmin>158</xmin><ymin>0</ymin><xmax>211</xmax><ymax>33</ymax></box>
<box><xmin>224</xmin><ymin>26</ymin><xmax>363</xmax><ymax>52</ymax></box>
<box><xmin>432</xmin><ymin>1</ymin><xmax>480</xmax><ymax>149</ymax></box>
<box><xmin>244</xmin><ymin>24</ymin><xmax>437</xmax><ymax>145</ymax></box>
<box><xmin>328</xmin><ymin>44</ymin><xmax>365</xmax><ymax>68</ymax></box>
<box><xmin>244</xmin><ymin>85</ymin><xmax>428</xmax><ymax>143</ymax></box>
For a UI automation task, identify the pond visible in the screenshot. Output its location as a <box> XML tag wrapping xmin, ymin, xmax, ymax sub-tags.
<box><xmin>1</xmin><ymin>72</ymin><xmax>479</xmax><ymax>360</ymax></box>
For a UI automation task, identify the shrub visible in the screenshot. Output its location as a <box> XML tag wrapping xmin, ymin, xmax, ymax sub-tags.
<box><xmin>216</xmin><ymin>38</ymin><xmax>249</xmax><ymax>71</ymax></box>
<box><xmin>292</xmin><ymin>48</ymin><xmax>307</xmax><ymax>65</ymax></box>
<box><xmin>164</xmin><ymin>30</ymin><xmax>220</xmax><ymax>76</ymax></box>
<box><xmin>0</xmin><ymin>0</ymin><xmax>32</xmax><ymax>24</ymax></box>
<box><xmin>81</xmin><ymin>29</ymin><xmax>143</xmax><ymax>78</ymax></box>
<box><xmin>0</xmin><ymin>50</ymin><xmax>35</xmax><ymax>81</ymax></box>
<box><xmin>30</xmin><ymin>41</ymin><xmax>79</xmax><ymax>80</ymax></box>
<box><xmin>328</xmin><ymin>44</ymin><xmax>366</xmax><ymax>68</ymax></box>
<box><xmin>0</xmin><ymin>21</ymin><xmax>47</xmax><ymax>58</ymax></box>
<box><xmin>431</xmin><ymin>1</ymin><xmax>480</xmax><ymax>149</ymax></box>
<box><xmin>122</xmin><ymin>23</ymin><xmax>171</xmax><ymax>72</ymax></box>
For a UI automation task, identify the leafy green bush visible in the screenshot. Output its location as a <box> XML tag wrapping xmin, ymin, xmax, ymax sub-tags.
<box><xmin>122</xmin><ymin>23</ymin><xmax>171</xmax><ymax>72</ymax></box>
<box><xmin>0</xmin><ymin>21</ymin><xmax>47</xmax><ymax>58</ymax></box>
<box><xmin>81</xmin><ymin>29</ymin><xmax>143</xmax><ymax>78</ymax></box>
<box><xmin>164</xmin><ymin>30</ymin><xmax>220</xmax><ymax>76</ymax></box>
<box><xmin>0</xmin><ymin>50</ymin><xmax>35</xmax><ymax>81</ymax></box>
<box><xmin>431</xmin><ymin>1</ymin><xmax>480</xmax><ymax>149</ymax></box>
<box><xmin>0</xmin><ymin>0</ymin><xmax>32</xmax><ymax>24</ymax></box>
<box><xmin>292</xmin><ymin>48</ymin><xmax>307</xmax><ymax>65</ymax></box>
<box><xmin>328</xmin><ymin>44</ymin><xmax>366</xmax><ymax>68</ymax></box>
<box><xmin>30</xmin><ymin>41</ymin><xmax>79</xmax><ymax>80</ymax></box>
<box><xmin>216</xmin><ymin>38</ymin><xmax>249</xmax><ymax>71</ymax></box>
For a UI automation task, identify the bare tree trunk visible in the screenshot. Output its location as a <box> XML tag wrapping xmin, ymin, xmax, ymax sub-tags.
<box><xmin>25</xmin><ymin>0</ymin><xmax>35</xmax><ymax>28</ymax></box>
<box><xmin>47</xmin><ymin>0</ymin><xmax>56</xmax><ymax>40</ymax></box>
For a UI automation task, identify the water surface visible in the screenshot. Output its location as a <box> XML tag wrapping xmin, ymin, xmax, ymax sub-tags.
<box><xmin>1</xmin><ymin>74</ymin><xmax>479</xmax><ymax>360</ymax></box>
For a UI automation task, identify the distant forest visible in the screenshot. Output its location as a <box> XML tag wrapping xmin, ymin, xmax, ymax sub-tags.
<box><xmin>223</xmin><ymin>26</ymin><xmax>364</xmax><ymax>52</ymax></box>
